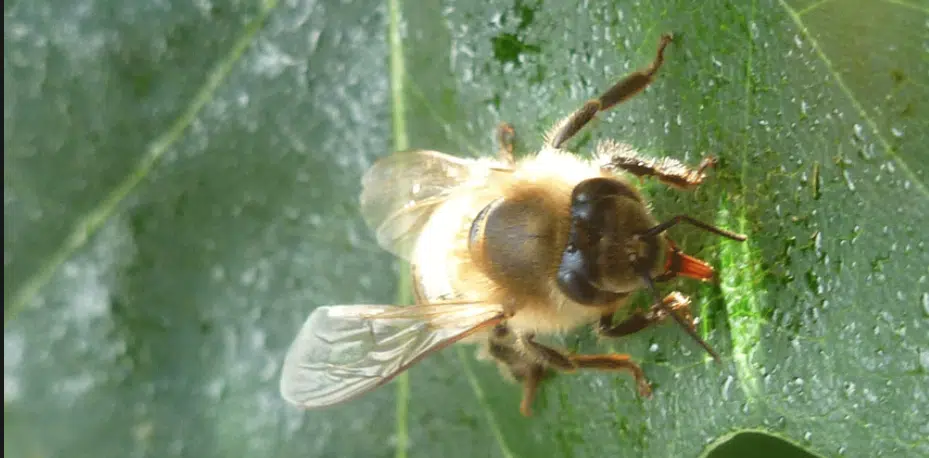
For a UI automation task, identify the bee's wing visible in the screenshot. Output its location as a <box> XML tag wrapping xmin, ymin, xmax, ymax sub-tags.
<box><xmin>360</xmin><ymin>150</ymin><xmax>511</xmax><ymax>260</ymax></box>
<box><xmin>280</xmin><ymin>302</ymin><xmax>506</xmax><ymax>409</ymax></box>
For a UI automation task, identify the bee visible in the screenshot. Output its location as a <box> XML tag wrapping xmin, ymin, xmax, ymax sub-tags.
<box><xmin>279</xmin><ymin>33</ymin><xmax>747</xmax><ymax>416</ymax></box>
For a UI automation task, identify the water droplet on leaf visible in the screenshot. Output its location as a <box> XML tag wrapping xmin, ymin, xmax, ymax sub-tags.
<box><xmin>842</xmin><ymin>170</ymin><xmax>856</xmax><ymax>191</ymax></box>
<box><xmin>721</xmin><ymin>375</ymin><xmax>734</xmax><ymax>401</ymax></box>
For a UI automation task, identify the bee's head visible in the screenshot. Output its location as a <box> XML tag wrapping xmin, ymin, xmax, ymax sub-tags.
<box><xmin>555</xmin><ymin>177</ymin><xmax>720</xmax><ymax>306</ymax></box>
<box><xmin>556</xmin><ymin>178</ymin><xmax>655</xmax><ymax>304</ymax></box>
<box><xmin>556</xmin><ymin>177</ymin><xmax>748</xmax><ymax>363</ymax></box>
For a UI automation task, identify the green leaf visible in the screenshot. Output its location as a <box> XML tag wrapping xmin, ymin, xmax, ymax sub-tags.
<box><xmin>4</xmin><ymin>0</ymin><xmax>927</xmax><ymax>457</ymax></box>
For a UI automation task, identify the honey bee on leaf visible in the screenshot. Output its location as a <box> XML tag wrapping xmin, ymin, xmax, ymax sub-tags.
<box><xmin>280</xmin><ymin>33</ymin><xmax>747</xmax><ymax>416</ymax></box>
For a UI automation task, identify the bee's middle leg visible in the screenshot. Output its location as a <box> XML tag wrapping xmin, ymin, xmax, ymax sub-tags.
<box><xmin>514</xmin><ymin>333</ymin><xmax>655</xmax><ymax>412</ymax></box>
<box><xmin>487</xmin><ymin>325</ymin><xmax>555</xmax><ymax>417</ymax></box>
<box><xmin>596</xmin><ymin>291</ymin><xmax>695</xmax><ymax>338</ymax></box>
<box><xmin>568</xmin><ymin>353</ymin><xmax>652</xmax><ymax>397</ymax></box>
<box><xmin>489</xmin><ymin>324</ymin><xmax>656</xmax><ymax>415</ymax></box>
<box><xmin>522</xmin><ymin>334</ymin><xmax>653</xmax><ymax>399</ymax></box>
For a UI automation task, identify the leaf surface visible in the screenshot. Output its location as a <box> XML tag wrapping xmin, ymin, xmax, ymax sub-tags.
<box><xmin>5</xmin><ymin>0</ymin><xmax>927</xmax><ymax>457</ymax></box>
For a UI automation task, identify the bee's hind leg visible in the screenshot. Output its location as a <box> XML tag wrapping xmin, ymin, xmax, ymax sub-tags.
<box><xmin>495</xmin><ymin>122</ymin><xmax>517</xmax><ymax>165</ymax></box>
<box><xmin>596</xmin><ymin>291</ymin><xmax>695</xmax><ymax>338</ymax></box>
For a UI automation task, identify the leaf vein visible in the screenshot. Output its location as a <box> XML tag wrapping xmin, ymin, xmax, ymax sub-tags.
<box><xmin>879</xmin><ymin>0</ymin><xmax>929</xmax><ymax>13</ymax></box>
<box><xmin>778</xmin><ymin>0</ymin><xmax>929</xmax><ymax>198</ymax></box>
<box><xmin>388</xmin><ymin>0</ymin><xmax>411</xmax><ymax>455</ymax></box>
<box><xmin>457</xmin><ymin>347</ymin><xmax>517</xmax><ymax>458</ymax></box>
<box><xmin>4</xmin><ymin>1</ymin><xmax>280</xmax><ymax>325</ymax></box>
<box><xmin>796</xmin><ymin>0</ymin><xmax>832</xmax><ymax>16</ymax></box>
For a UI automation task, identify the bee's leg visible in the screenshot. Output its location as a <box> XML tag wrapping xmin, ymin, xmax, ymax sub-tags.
<box><xmin>496</xmin><ymin>122</ymin><xmax>517</xmax><ymax>165</ymax></box>
<box><xmin>486</xmin><ymin>325</ymin><xmax>552</xmax><ymax>417</ymax></box>
<box><xmin>596</xmin><ymin>291</ymin><xmax>695</xmax><ymax>338</ymax></box>
<box><xmin>519</xmin><ymin>365</ymin><xmax>546</xmax><ymax>417</ymax></box>
<box><xmin>601</xmin><ymin>150</ymin><xmax>717</xmax><ymax>191</ymax></box>
<box><xmin>568</xmin><ymin>354</ymin><xmax>652</xmax><ymax>397</ymax></box>
<box><xmin>513</xmin><ymin>336</ymin><xmax>579</xmax><ymax>417</ymax></box>
<box><xmin>519</xmin><ymin>335</ymin><xmax>652</xmax><ymax>398</ymax></box>
<box><xmin>517</xmin><ymin>334</ymin><xmax>577</xmax><ymax>371</ymax></box>
<box><xmin>546</xmin><ymin>33</ymin><xmax>673</xmax><ymax>149</ymax></box>
<box><xmin>486</xmin><ymin>324</ymin><xmax>525</xmax><ymax>370</ymax></box>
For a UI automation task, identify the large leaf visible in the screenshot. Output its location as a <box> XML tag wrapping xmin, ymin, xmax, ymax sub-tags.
<box><xmin>4</xmin><ymin>0</ymin><xmax>927</xmax><ymax>457</ymax></box>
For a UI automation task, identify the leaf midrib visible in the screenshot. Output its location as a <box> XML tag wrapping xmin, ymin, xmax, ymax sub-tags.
<box><xmin>4</xmin><ymin>0</ymin><xmax>281</xmax><ymax>326</ymax></box>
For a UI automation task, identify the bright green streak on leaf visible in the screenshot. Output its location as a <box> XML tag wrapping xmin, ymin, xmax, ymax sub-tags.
<box><xmin>718</xmin><ymin>206</ymin><xmax>765</xmax><ymax>401</ymax></box>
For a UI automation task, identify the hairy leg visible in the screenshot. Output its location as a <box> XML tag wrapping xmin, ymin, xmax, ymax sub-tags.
<box><xmin>596</xmin><ymin>291</ymin><xmax>695</xmax><ymax>338</ymax></box>
<box><xmin>547</xmin><ymin>33</ymin><xmax>674</xmax><ymax>149</ymax></box>
<box><xmin>603</xmin><ymin>150</ymin><xmax>717</xmax><ymax>190</ymax></box>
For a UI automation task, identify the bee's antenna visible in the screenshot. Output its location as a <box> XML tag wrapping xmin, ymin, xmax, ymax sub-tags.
<box><xmin>642</xmin><ymin>215</ymin><xmax>747</xmax><ymax>242</ymax></box>
<box><xmin>641</xmin><ymin>275</ymin><xmax>722</xmax><ymax>364</ymax></box>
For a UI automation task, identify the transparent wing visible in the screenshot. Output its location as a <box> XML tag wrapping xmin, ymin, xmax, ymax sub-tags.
<box><xmin>280</xmin><ymin>302</ymin><xmax>505</xmax><ymax>409</ymax></box>
<box><xmin>359</xmin><ymin>150</ymin><xmax>510</xmax><ymax>260</ymax></box>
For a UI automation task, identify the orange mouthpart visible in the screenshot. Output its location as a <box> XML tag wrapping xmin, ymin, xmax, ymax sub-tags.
<box><xmin>664</xmin><ymin>243</ymin><xmax>715</xmax><ymax>281</ymax></box>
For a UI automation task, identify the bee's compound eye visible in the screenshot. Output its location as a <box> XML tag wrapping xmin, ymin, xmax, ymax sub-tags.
<box><xmin>557</xmin><ymin>241</ymin><xmax>606</xmax><ymax>305</ymax></box>
<box><xmin>556</xmin><ymin>263</ymin><xmax>627</xmax><ymax>306</ymax></box>
<box><xmin>556</xmin><ymin>268</ymin><xmax>599</xmax><ymax>305</ymax></box>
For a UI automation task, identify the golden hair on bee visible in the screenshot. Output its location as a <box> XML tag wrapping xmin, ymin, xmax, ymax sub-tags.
<box><xmin>279</xmin><ymin>33</ymin><xmax>748</xmax><ymax>417</ymax></box>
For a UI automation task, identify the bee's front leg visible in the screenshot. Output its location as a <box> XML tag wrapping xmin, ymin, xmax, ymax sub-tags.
<box><xmin>600</xmin><ymin>148</ymin><xmax>717</xmax><ymax>191</ymax></box>
<box><xmin>547</xmin><ymin>33</ymin><xmax>673</xmax><ymax>149</ymax></box>
<box><xmin>596</xmin><ymin>291</ymin><xmax>695</xmax><ymax>338</ymax></box>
